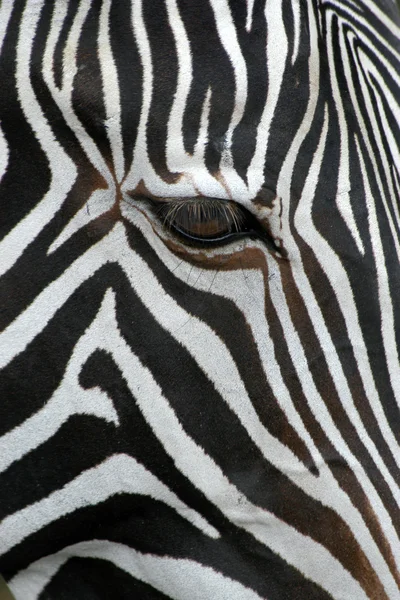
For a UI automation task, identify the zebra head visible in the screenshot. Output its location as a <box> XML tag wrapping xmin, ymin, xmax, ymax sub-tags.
<box><xmin>0</xmin><ymin>1</ymin><xmax>400</xmax><ymax>599</ymax></box>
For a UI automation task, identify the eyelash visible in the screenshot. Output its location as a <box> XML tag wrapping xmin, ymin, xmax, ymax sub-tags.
<box><xmin>147</xmin><ymin>197</ymin><xmax>279</xmax><ymax>251</ymax></box>
<box><xmin>154</xmin><ymin>198</ymin><xmax>243</xmax><ymax>243</ymax></box>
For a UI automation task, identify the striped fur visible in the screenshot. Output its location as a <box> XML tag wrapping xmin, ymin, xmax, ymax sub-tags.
<box><xmin>0</xmin><ymin>0</ymin><xmax>400</xmax><ymax>598</ymax></box>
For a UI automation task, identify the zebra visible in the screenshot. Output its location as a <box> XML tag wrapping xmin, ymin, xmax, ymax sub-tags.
<box><xmin>0</xmin><ymin>0</ymin><xmax>399</xmax><ymax>598</ymax></box>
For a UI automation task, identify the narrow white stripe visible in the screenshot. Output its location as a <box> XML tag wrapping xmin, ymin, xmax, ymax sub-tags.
<box><xmin>0</xmin><ymin>453</ymin><xmax>219</xmax><ymax>558</ymax></box>
<box><xmin>323</xmin><ymin>0</ymin><xmax>400</xmax><ymax>66</ymax></box>
<box><xmin>356</xmin><ymin>132</ymin><xmax>400</xmax><ymax>413</ymax></box>
<box><xmin>291</xmin><ymin>0</ymin><xmax>301</xmax><ymax>65</ymax></box>
<box><xmin>0</xmin><ymin>0</ymin><xmax>77</xmax><ymax>277</ymax></box>
<box><xmin>326</xmin><ymin>10</ymin><xmax>364</xmax><ymax>253</ymax></box>
<box><xmin>164</xmin><ymin>1</ymin><xmax>226</xmax><ymax>198</ymax></box>
<box><xmin>98</xmin><ymin>0</ymin><xmax>125</xmax><ymax>182</ymax></box>
<box><xmin>246</xmin><ymin>0</ymin><xmax>255</xmax><ymax>32</ymax></box>
<box><xmin>43</xmin><ymin>0</ymin><xmax>68</xmax><ymax>90</ymax></box>
<box><xmin>165</xmin><ymin>0</ymin><xmax>192</xmax><ymax>171</ymax></box>
<box><xmin>393</xmin><ymin>166</ymin><xmax>400</xmax><ymax>207</ymax></box>
<box><xmin>192</xmin><ymin>87</ymin><xmax>212</xmax><ymax>166</ymax></box>
<box><xmin>123</xmin><ymin>0</ymin><xmax>198</xmax><ymax>198</ymax></box>
<box><xmin>357</xmin><ymin>47</ymin><xmax>400</xmax><ymax>232</ymax></box>
<box><xmin>246</xmin><ymin>0</ymin><xmax>288</xmax><ymax>199</ymax></box>
<box><xmin>42</xmin><ymin>0</ymin><xmax>115</xmax><ymax>186</ymax></box>
<box><xmin>0</xmin><ymin>122</ymin><xmax>9</xmax><ymax>183</ymax></box>
<box><xmin>209</xmin><ymin>0</ymin><xmax>248</xmax><ymax>198</ymax></box>
<box><xmin>124</xmin><ymin>201</ymin><xmax>400</xmax><ymax>567</ymax></box>
<box><xmin>340</xmin><ymin>28</ymin><xmax>400</xmax><ymax>412</ymax></box>
<box><xmin>47</xmin><ymin>187</ymin><xmax>115</xmax><ymax>253</ymax></box>
<box><xmin>40</xmin><ymin>0</ymin><xmax>119</xmax><ymax>254</ymax></box>
<box><xmin>339</xmin><ymin>28</ymin><xmax>400</xmax><ymax>254</ymax></box>
<box><xmin>293</xmin><ymin>107</ymin><xmax>400</xmax><ymax>587</ymax></box>
<box><xmin>0</xmin><ymin>0</ymin><xmax>14</xmax><ymax>57</ymax></box>
<box><xmin>209</xmin><ymin>0</ymin><xmax>247</xmax><ymax>146</ymax></box>
<box><xmin>348</xmin><ymin>0</ymin><xmax>400</xmax><ymax>37</ymax></box>
<box><xmin>10</xmin><ymin>541</ymin><xmax>262</xmax><ymax>600</ymax></box>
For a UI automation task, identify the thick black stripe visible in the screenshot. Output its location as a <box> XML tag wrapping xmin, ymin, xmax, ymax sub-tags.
<box><xmin>1</xmin><ymin>254</ymin><xmax>377</xmax><ymax>588</ymax></box>
<box><xmin>0</xmin><ymin>0</ymin><xmax>51</xmax><ymax>242</ymax></box>
<box><xmin>0</xmin><ymin>180</ymin><xmax>112</xmax><ymax>332</ymax></box>
<box><xmin>2</xmin><ymin>494</ymin><xmax>332</xmax><ymax>600</ymax></box>
<box><xmin>262</xmin><ymin>0</ymin><xmax>313</xmax><ymax>195</ymax></box>
<box><xmin>229</xmin><ymin>0</ymin><xmax>268</xmax><ymax>180</ymax></box>
<box><xmin>177</xmin><ymin>0</ymin><xmax>235</xmax><ymax>171</ymax></box>
<box><xmin>124</xmin><ymin>218</ymin><xmax>316</xmax><ymax>472</ymax></box>
<box><xmin>52</xmin><ymin>0</ymin><xmax>79</xmax><ymax>90</ymax></box>
<box><xmin>71</xmin><ymin>2</ymin><xmax>112</xmax><ymax>165</ymax></box>
<box><xmin>143</xmin><ymin>0</ymin><xmax>178</xmax><ymax>181</ymax></box>
<box><xmin>109</xmin><ymin>0</ymin><xmax>141</xmax><ymax>173</ymax></box>
<box><xmin>40</xmin><ymin>556</ymin><xmax>173</xmax><ymax>600</ymax></box>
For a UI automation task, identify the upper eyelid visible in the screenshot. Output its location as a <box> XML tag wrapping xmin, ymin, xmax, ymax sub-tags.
<box><xmin>154</xmin><ymin>198</ymin><xmax>244</xmax><ymax>225</ymax></box>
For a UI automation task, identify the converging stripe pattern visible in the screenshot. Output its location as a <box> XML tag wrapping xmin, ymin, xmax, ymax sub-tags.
<box><xmin>0</xmin><ymin>0</ymin><xmax>400</xmax><ymax>598</ymax></box>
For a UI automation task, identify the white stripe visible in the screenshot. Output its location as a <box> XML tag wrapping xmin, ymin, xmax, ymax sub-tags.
<box><xmin>340</xmin><ymin>27</ymin><xmax>400</xmax><ymax>412</ymax></box>
<box><xmin>40</xmin><ymin>0</ymin><xmax>118</xmax><ymax>254</ymax></box>
<box><xmin>42</xmin><ymin>0</ymin><xmax>115</xmax><ymax>185</ymax></box>
<box><xmin>98</xmin><ymin>0</ymin><xmax>125</xmax><ymax>182</ymax></box>
<box><xmin>346</xmin><ymin>0</ymin><xmax>400</xmax><ymax>38</ymax></box>
<box><xmin>356</xmin><ymin>132</ymin><xmax>400</xmax><ymax>414</ymax></box>
<box><xmin>0</xmin><ymin>452</ymin><xmax>219</xmax><ymax>558</ymax></box>
<box><xmin>10</xmin><ymin>541</ymin><xmax>263</xmax><ymax>600</ymax></box>
<box><xmin>0</xmin><ymin>288</ymin><xmax>121</xmax><ymax>473</ymax></box>
<box><xmin>165</xmin><ymin>0</ymin><xmax>192</xmax><ymax>171</ymax></box>
<box><xmin>0</xmin><ymin>0</ymin><xmax>77</xmax><ymax>277</ymax></box>
<box><xmin>322</xmin><ymin>0</ymin><xmax>400</xmax><ymax>66</ymax></box>
<box><xmin>291</xmin><ymin>0</ymin><xmax>301</xmax><ymax>65</ymax></box>
<box><xmin>246</xmin><ymin>0</ymin><xmax>256</xmax><ymax>32</ymax></box>
<box><xmin>293</xmin><ymin>107</ymin><xmax>400</xmax><ymax>587</ymax></box>
<box><xmin>47</xmin><ymin>187</ymin><xmax>115</xmax><ymax>252</ymax></box>
<box><xmin>164</xmin><ymin>0</ymin><xmax>226</xmax><ymax>197</ymax></box>
<box><xmin>123</xmin><ymin>0</ymin><xmax>199</xmax><ymax>198</ymax></box>
<box><xmin>193</xmin><ymin>87</ymin><xmax>212</xmax><ymax>167</ymax></box>
<box><xmin>246</xmin><ymin>0</ymin><xmax>288</xmax><ymax>199</ymax></box>
<box><xmin>357</xmin><ymin>47</ymin><xmax>400</xmax><ymax>232</ymax></box>
<box><xmin>0</xmin><ymin>122</ymin><xmax>9</xmax><ymax>184</ymax></box>
<box><xmin>326</xmin><ymin>10</ymin><xmax>365</xmax><ymax>253</ymax></box>
<box><xmin>0</xmin><ymin>0</ymin><xmax>14</xmax><ymax>57</ymax></box>
<box><xmin>209</xmin><ymin>0</ymin><xmax>248</xmax><ymax>198</ymax></box>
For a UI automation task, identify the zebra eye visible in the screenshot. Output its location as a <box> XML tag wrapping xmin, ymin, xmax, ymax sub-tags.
<box><xmin>154</xmin><ymin>198</ymin><xmax>244</xmax><ymax>244</ymax></box>
<box><xmin>130</xmin><ymin>193</ymin><xmax>280</xmax><ymax>250</ymax></box>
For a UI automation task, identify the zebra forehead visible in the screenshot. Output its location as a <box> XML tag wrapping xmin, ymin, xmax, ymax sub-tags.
<box><xmin>55</xmin><ymin>0</ymin><xmax>319</xmax><ymax>201</ymax></box>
